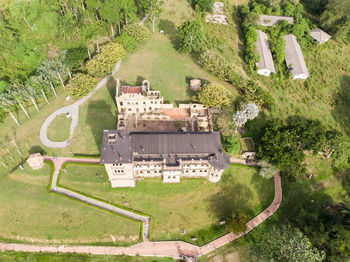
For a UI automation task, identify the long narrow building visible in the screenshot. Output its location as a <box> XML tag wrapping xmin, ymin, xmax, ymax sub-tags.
<box><xmin>283</xmin><ymin>34</ymin><xmax>309</xmax><ymax>80</ymax></box>
<box><xmin>255</xmin><ymin>30</ymin><xmax>276</xmax><ymax>76</ymax></box>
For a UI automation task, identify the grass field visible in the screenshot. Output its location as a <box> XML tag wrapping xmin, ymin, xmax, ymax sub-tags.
<box><xmin>0</xmin><ymin>251</ymin><xmax>177</xmax><ymax>262</ymax></box>
<box><xmin>46</xmin><ymin>114</ymin><xmax>72</xmax><ymax>142</ymax></box>
<box><xmin>58</xmin><ymin>163</ymin><xmax>274</xmax><ymax>245</ymax></box>
<box><xmin>0</xmin><ymin>162</ymin><xmax>140</xmax><ymax>245</ymax></box>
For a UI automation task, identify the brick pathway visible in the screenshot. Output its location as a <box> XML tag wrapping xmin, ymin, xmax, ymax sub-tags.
<box><xmin>0</xmin><ymin>158</ymin><xmax>282</xmax><ymax>259</ymax></box>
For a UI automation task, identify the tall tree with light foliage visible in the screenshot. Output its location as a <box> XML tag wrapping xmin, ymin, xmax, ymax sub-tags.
<box><xmin>243</xmin><ymin>103</ymin><xmax>259</xmax><ymax>120</ymax></box>
<box><xmin>140</xmin><ymin>0</ymin><xmax>162</xmax><ymax>33</ymax></box>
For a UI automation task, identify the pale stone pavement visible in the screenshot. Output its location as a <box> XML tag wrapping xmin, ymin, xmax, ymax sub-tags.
<box><xmin>39</xmin><ymin>61</ymin><xmax>122</xmax><ymax>149</ymax></box>
<box><xmin>0</xmin><ymin>158</ymin><xmax>282</xmax><ymax>259</ymax></box>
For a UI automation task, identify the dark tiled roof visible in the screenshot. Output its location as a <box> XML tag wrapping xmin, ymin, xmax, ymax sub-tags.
<box><xmin>100</xmin><ymin>131</ymin><xmax>230</xmax><ymax>170</ymax></box>
<box><xmin>100</xmin><ymin>130</ymin><xmax>133</xmax><ymax>164</ymax></box>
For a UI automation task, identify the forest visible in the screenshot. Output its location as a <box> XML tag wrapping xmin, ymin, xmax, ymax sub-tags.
<box><xmin>0</xmin><ymin>0</ymin><xmax>159</xmax><ymax>123</ymax></box>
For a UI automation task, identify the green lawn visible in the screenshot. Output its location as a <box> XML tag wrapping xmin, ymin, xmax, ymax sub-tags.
<box><xmin>58</xmin><ymin>163</ymin><xmax>274</xmax><ymax>245</ymax></box>
<box><xmin>46</xmin><ymin>114</ymin><xmax>72</xmax><ymax>142</ymax></box>
<box><xmin>0</xmin><ymin>251</ymin><xmax>177</xmax><ymax>262</ymax></box>
<box><xmin>0</xmin><ymin>162</ymin><xmax>140</xmax><ymax>245</ymax></box>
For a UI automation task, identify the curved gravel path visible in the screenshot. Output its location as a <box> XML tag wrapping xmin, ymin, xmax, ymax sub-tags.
<box><xmin>0</xmin><ymin>158</ymin><xmax>282</xmax><ymax>259</ymax></box>
<box><xmin>39</xmin><ymin>62</ymin><xmax>122</xmax><ymax>148</ymax></box>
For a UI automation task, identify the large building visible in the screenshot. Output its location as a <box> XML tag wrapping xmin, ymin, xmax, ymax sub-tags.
<box><xmin>283</xmin><ymin>34</ymin><xmax>309</xmax><ymax>80</ymax></box>
<box><xmin>255</xmin><ymin>30</ymin><xmax>276</xmax><ymax>76</ymax></box>
<box><xmin>100</xmin><ymin>80</ymin><xmax>228</xmax><ymax>187</ymax></box>
<box><xmin>100</xmin><ymin>130</ymin><xmax>230</xmax><ymax>187</ymax></box>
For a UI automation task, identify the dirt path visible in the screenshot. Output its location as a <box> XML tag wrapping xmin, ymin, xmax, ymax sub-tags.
<box><xmin>0</xmin><ymin>159</ymin><xmax>282</xmax><ymax>259</ymax></box>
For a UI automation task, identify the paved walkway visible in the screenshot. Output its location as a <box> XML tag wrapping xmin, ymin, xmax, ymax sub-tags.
<box><xmin>0</xmin><ymin>158</ymin><xmax>282</xmax><ymax>259</ymax></box>
<box><xmin>46</xmin><ymin>156</ymin><xmax>150</xmax><ymax>241</ymax></box>
<box><xmin>39</xmin><ymin>62</ymin><xmax>122</xmax><ymax>148</ymax></box>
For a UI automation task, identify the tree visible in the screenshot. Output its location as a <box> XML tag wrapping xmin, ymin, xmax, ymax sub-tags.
<box><xmin>86</xmin><ymin>42</ymin><xmax>126</xmax><ymax>77</ymax></box>
<box><xmin>0</xmin><ymin>93</ymin><xmax>20</xmax><ymax>126</ymax></box>
<box><xmin>197</xmin><ymin>83</ymin><xmax>231</xmax><ymax>109</ymax></box>
<box><xmin>120</xmin><ymin>0</ymin><xmax>137</xmax><ymax>25</ymax></box>
<box><xmin>177</xmin><ymin>20</ymin><xmax>204</xmax><ymax>53</ymax></box>
<box><xmin>250</xmin><ymin>225</ymin><xmax>325</xmax><ymax>262</ymax></box>
<box><xmin>140</xmin><ymin>0</ymin><xmax>162</xmax><ymax>33</ymax></box>
<box><xmin>65</xmin><ymin>73</ymin><xmax>97</xmax><ymax>98</ymax></box>
<box><xmin>243</xmin><ymin>103</ymin><xmax>259</xmax><ymax>120</ymax></box>
<box><xmin>232</xmin><ymin>110</ymin><xmax>247</xmax><ymax>129</ymax></box>
<box><xmin>99</xmin><ymin>0</ymin><xmax>122</xmax><ymax>36</ymax></box>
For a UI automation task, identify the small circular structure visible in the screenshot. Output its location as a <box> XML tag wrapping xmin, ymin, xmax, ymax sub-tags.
<box><xmin>26</xmin><ymin>153</ymin><xmax>44</xmax><ymax>169</ymax></box>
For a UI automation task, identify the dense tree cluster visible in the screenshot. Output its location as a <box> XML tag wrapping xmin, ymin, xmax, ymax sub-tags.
<box><xmin>0</xmin><ymin>0</ymin><xmax>154</xmax><ymax>123</ymax></box>
<box><xmin>250</xmin><ymin>225</ymin><xmax>325</xmax><ymax>262</ymax></box>
<box><xmin>65</xmin><ymin>73</ymin><xmax>97</xmax><ymax>98</ymax></box>
<box><xmin>192</xmin><ymin>0</ymin><xmax>214</xmax><ymax>12</ymax></box>
<box><xmin>256</xmin><ymin>117</ymin><xmax>350</xmax><ymax>176</ymax></box>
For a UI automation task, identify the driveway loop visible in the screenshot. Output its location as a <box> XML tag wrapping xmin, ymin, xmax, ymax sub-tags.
<box><xmin>39</xmin><ymin>62</ymin><xmax>122</xmax><ymax>148</ymax></box>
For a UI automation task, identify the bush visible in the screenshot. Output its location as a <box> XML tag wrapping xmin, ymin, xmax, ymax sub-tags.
<box><xmin>115</xmin><ymin>32</ymin><xmax>138</xmax><ymax>52</ymax></box>
<box><xmin>223</xmin><ymin>136</ymin><xmax>241</xmax><ymax>154</ymax></box>
<box><xmin>65</xmin><ymin>46</ymin><xmax>89</xmax><ymax>70</ymax></box>
<box><xmin>199</xmin><ymin>50</ymin><xmax>232</xmax><ymax>80</ymax></box>
<box><xmin>241</xmin><ymin>80</ymin><xmax>275</xmax><ymax>109</ymax></box>
<box><xmin>197</xmin><ymin>83</ymin><xmax>231</xmax><ymax>109</ymax></box>
<box><xmin>86</xmin><ymin>42</ymin><xmax>126</xmax><ymax>77</ymax></box>
<box><xmin>193</xmin><ymin>0</ymin><xmax>214</xmax><ymax>12</ymax></box>
<box><xmin>65</xmin><ymin>73</ymin><xmax>97</xmax><ymax>98</ymax></box>
<box><xmin>124</xmin><ymin>23</ymin><xmax>149</xmax><ymax>42</ymax></box>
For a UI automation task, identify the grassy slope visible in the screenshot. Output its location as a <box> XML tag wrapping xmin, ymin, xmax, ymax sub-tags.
<box><xmin>0</xmin><ymin>162</ymin><xmax>140</xmax><ymax>245</ymax></box>
<box><xmin>46</xmin><ymin>114</ymin><xmax>72</xmax><ymax>142</ymax></box>
<box><xmin>59</xmin><ymin>163</ymin><xmax>274</xmax><ymax>245</ymax></box>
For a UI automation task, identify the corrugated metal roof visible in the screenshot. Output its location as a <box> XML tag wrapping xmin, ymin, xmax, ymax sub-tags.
<box><xmin>310</xmin><ymin>28</ymin><xmax>331</xmax><ymax>43</ymax></box>
<box><xmin>283</xmin><ymin>34</ymin><xmax>309</xmax><ymax>78</ymax></box>
<box><xmin>255</xmin><ymin>30</ymin><xmax>276</xmax><ymax>73</ymax></box>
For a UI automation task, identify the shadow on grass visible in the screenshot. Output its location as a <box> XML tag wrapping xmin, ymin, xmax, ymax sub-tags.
<box><xmin>208</xmin><ymin>183</ymin><xmax>253</xmax><ymax>226</ymax></box>
<box><xmin>86</xmin><ymin>100</ymin><xmax>115</xmax><ymax>151</ymax></box>
<box><xmin>159</xmin><ymin>19</ymin><xmax>179</xmax><ymax>48</ymax></box>
<box><xmin>332</xmin><ymin>74</ymin><xmax>350</xmax><ymax>134</ymax></box>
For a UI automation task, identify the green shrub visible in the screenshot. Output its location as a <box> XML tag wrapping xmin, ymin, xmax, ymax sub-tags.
<box><xmin>193</xmin><ymin>0</ymin><xmax>214</xmax><ymax>12</ymax></box>
<box><xmin>124</xmin><ymin>23</ymin><xmax>149</xmax><ymax>42</ymax></box>
<box><xmin>65</xmin><ymin>46</ymin><xmax>89</xmax><ymax>70</ymax></box>
<box><xmin>65</xmin><ymin>73</ymin><xmax>97</xmax><ymax>98</ymax></box>
<box><xmin>197</xmin><ymin>83</ymin><xmax>231</xmax><ymax>109</ymax></box>
<box><xmin>115</xmin><ymin>32</ymin><xmax>138</xmax><ymax>52</ymax></box>
<box><xmin>199</xmin><ymin>50</ymin><xmax>231</xmax><ymax>80</ymax></box>
<box><xmin>86</xmin><ymin>42</ymin><xmax>126</xmax><ymax>77</ymax></box>
<box><xmin>223</xmin><ymin>136</ymin><xmax>241</xmax><ymax>154</ymax></box>
<box><xmin>241</xmin><ymin>80</ymin><xmax>275</xmax><ymax>109</ymax></box>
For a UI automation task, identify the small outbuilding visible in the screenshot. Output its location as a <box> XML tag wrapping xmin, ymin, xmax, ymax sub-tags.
<box><xmin>255</xmin><ymin>30</ymin><xmax>276</xmax><ymax>76</ymax></box>
<box><xmin>239</xmin><ymin>138</ymin><xmax>256</xmax><ymax>160</ymax></box>
<box><xmin>258</xmin><ymin>15</ymin><xmax>294</xmax><ymax>27</ymax></box>
<box><xmin>190</xmin><ymin>79</ymin><xmax>201</xmax><ymax>91</ymax></box>
<box><xmin>27</xmin><ymin>153</ymin><xmax>45</xmax><ymax>169</ymax></box>
<box><xmin>310</xmin><ymin>28</ymin><xmax>331</xmax><ymax>44</ymax></box>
